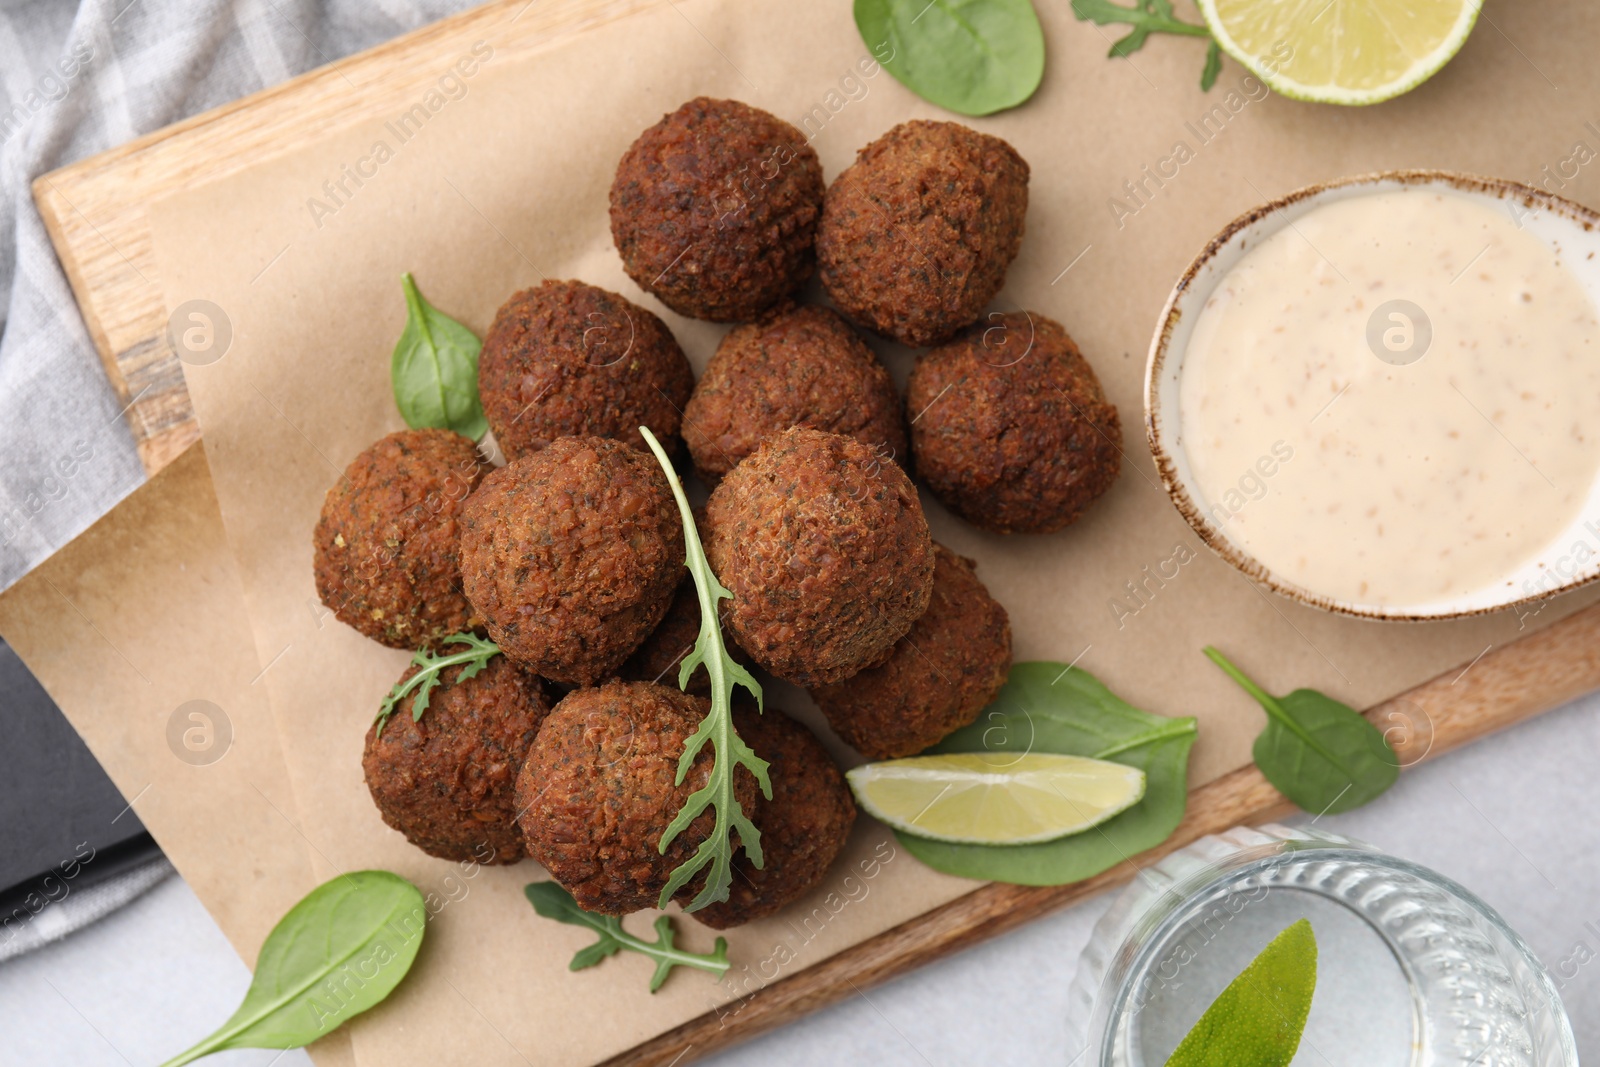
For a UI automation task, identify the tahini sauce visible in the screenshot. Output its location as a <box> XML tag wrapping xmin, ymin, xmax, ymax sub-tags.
<box><xmin>1178</xmin><ymin>189</ymin><xmax>1600</xmax><ymax>606</ymax></box>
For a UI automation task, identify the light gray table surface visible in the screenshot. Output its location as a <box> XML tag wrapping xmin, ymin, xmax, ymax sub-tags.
<box><xmin>4</xmin><ymin>688</ymin><xmax>1596</xmax><ymax>1067</ymax></box>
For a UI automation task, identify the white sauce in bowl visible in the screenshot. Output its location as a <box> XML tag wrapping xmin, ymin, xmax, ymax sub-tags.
<box><xmin>1178</xmin><ymin>188</ymin><xmax>1600</xmax><ymax>606</ymax></box>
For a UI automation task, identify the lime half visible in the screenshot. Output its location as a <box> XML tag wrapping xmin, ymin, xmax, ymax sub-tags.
<box><xmin>1198</xmin><ymin>0</ymin><xmax>1480</xmax><ymax>106</ymax></box>
<box><xmin>846</xmin><ymin>753</ymin><xmax>1146</xmax><ymax>846</ymax></box>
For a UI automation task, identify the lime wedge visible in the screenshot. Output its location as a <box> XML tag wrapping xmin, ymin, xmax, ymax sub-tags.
<box><xmin>845</xmin><ymin>753</ymin><xmax>1146</xmax><ymax>846</ymax></box>
<box><xmin>1197</xmin><ymin>0</ymin><xmax>1479</xmax><ymax>106</ymax></box>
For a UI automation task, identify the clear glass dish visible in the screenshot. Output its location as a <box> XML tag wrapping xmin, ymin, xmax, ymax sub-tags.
<box><xmin>1065</xmin><ymin>824</ymin><xmax>1576</xmax><ymax>1066</ymax></box>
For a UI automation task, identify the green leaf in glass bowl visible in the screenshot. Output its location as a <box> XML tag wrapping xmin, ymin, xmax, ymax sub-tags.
<box><xmin>897</xmin><ymin>662</ymin><xmax>1197</xmax><ymax>884</ymax></box>
<box><xmin>1165</xmin><ymin>919</ymin><xmax>1317</xmax><ymax>1067</ymax></box>
<box><xmin>854</xmin><ymin>0</ymin><xmax>1046</xmax><ymax>117</ymax></box>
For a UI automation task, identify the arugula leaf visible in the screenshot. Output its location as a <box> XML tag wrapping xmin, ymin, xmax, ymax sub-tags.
<box><xmin>525</xmin><ymin>882</ymin><xmax>730</xmax><ymax>992</ymax></box>
<box><xmin>1164</xmin><ymin>919</ymin><xmax>1317</xmax><ymax>1067</ymax></box>
<box><xmin>159</xmin><ymin>871</ymin><xmax>426</xmax><ymax>1066</ymax></box>
<box><xmin>1070</xmin><ymin>0</ymin><xmax>1221</xmax><ymax>91</ymax></box>
<box><xmin>638</xmin><ymin>426</ymin><xmax>771</xmax><ymax>912</ymax></box>
<box><xmin>374</xmin><ymin>632</ymin><xmax>501</xmax><ymax>739</ymax></box>
<box><xmin>1204</xmin><ymin>647</ymin><xmax>1399</xmax><ymax>815</ymax></box>
<box><xmin>391</xmin><ymin>273</ymin><xmax>488</xmax><ymax>440</ymax></box>
<box><xmin>854</xmin><ymin>0</ymin><xmax>1046</xmax><ymax>117</ymax></box>
<box><xmin>899</xmin><ymin>662</ymin><xmax>1197</xmax><ymax>885</ymax></box>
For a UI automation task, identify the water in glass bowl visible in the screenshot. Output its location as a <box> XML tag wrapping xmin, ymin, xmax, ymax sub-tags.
<box><xmin>1066</xmin><ymin>825</ymin><xmax>1576</xmax><ymax>1067</ymax></box>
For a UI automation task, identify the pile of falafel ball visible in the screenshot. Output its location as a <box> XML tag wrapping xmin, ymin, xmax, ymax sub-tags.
<box><xmin>312</xmin><ymin>98</ymin><xmax>1122</xmax><ymax>928</ymax></box>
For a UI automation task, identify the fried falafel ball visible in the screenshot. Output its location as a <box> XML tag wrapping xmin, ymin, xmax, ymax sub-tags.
<box><xmin>610</xmin><ymin>97</ymin><xmax>825</xmax><ymax>322</ymax></box>
<box><xmin>618</xmin><ymin>575</ymin><xmax>751</xmax><ymax>694</ymax></box>
<box><xmin>704</xmin><ymin>427</ymin><xmax>935</xmax><ymax>686</ymax></box>
<box><xmin>817</xmin><ymin>121</ymin><xmax>1029</xmax><ymax>347</ymax></box>
<box><xmin>459</xmin><ymin>436</ymin><xmax>684</xmax><ymax>686</ymax></box>
<box><xmin>694</xmin><ymin>706</ymin><xmax>856</xmax><ymax>930</ymax></box>
<box><xmin>313</xmin><ymin>428</ymin><xmax>489</xmax><ymax>650</ymax></box>
<box><xmin>478</xmin><ymin>280</ymin><xmax>694</xmax><ymax>463</ymax></box>
<box><xmin>811</xmin><ymin>544</ymin><xmax>1011</xmax><ymax>758</ymax></box>
<box><xmin>515</xmin><ymin>681</ymin><xmax>759</xmax><ymax>914</ymax></box>
<box><xmin>363</xmin><ymin>656</ymin><xmax>549</xmax><ymax>863</ymax></box>
<box><xmin>907</xmin><ymin>312</ymin><xmax>1121</xmax><ymax>535</ymax></box>
<box><xmin>682</xmin><ymin>304</ymin><xmax>907</xmax><ymax>483</ymax></box>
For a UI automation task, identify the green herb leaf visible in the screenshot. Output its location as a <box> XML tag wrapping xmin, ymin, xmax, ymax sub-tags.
<box><xmin>1200</xmin><ymin>38</ymin><xmax>1223</xmax><ymax>90</ymax></box>
<box><xmin>854</xmin><ymin>0</ymin><xmax>1046</xmax><ymax>117</ymax></box>
<box><xmin>1070</xmin><ymin>0</ymin><xmax>1220</xmax><ymax>91</ymax></box>
<box><xmin>524</xmin><ymin>882</ymin><xmax>730</xmax><ymax>992</ymax></box>
<box><xmin>898</xmin><ymin>662</ymin><xmax>1197</xmax><ymax>885</ymax></box>
<box><xmin>637</xmin><ymin>426</ymin><xmax>771</xmax><ymax>912</ymax></box>
<box><xmin>391</xmin><ymin>273</ymin><xmax>488</xmax><ymax>440</ymax></box>
<box><xmin>1164</xmin><ymin>919</ymin><xmax>1317</xmax><ymax>1067</ymax></box>
<box><xmin>374</xmin><ymin>632</ymin><xmax>501</xmax><ymax>739</ymax></box>
<box><xmin>158</xmin><ymin>871</ymin><xmax>426</xmax><ymax>1066</ymax></box>
<box><xmin>1204</xmin><ymin>647</ymin><xmax>1399</xmax><ymax>815</ymax></box>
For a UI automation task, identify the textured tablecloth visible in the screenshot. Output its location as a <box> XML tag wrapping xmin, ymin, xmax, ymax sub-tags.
<box><xmin>0</xmin><ymin>0</ymin><xmax>477</xmax><ymax>591</ymax></box>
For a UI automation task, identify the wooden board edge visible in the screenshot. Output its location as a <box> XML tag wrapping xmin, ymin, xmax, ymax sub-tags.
<box><xmin>32</xmin><ymin>174</ymin><xmax>131</xmax><ymax>406</ymax></box>
<box><xmin>31</xmin><ymin>0</ymin><xmax>654</xmax><ymax>478</ymax></box>
<box><xmin>604</xmin><ymin>597</ymin><xmax>1600</xmax><ymax>1065</ymax></box>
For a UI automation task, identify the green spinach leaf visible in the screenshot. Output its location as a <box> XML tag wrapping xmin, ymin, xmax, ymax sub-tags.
<box><xmin>1204</xmin><ymin>647</ymin><xmax>1398</xmax><ymax>815</ymax></box>
<box><xmin>1070</xmin><ymin>0</ymin><xmax>1221</xmax><ymax>91</ymax></box>
<box><xmin>854</xmin><ymin>0</ymin><xmax>1046</xmax><ymax>117</ymax></box>
<box><xmin>525</xmin><ymin>882</ymin><xmax>730</xmax><ymax>992</ymax></box>
<box><xmin>899</xmin><ymin>662</ymin><xmax>1197</xmax><ymax>885</ymax></box>
<box><xmin>159</xmin><ymin>871</ymin><xmax>426</xmax><ymax>1066</ymax></box>
<box><xmin>1164</xmin><ymin>919</ymin><xmax>1317</xmax><ymax>1067</ymax></box>
<box><xmin>391</xmin><ymin>273</ymin><xmax>487</xmax><ymax>440</ymax></box>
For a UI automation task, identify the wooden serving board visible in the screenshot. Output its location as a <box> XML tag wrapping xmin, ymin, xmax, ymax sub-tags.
<box><xmin>33</xmin><ymin>1</ymin><xmax>1600</xmax><ymax>1063</ymax></box>
<box><xmin>34</xmin><ymin>0</ymin><xmax>657</xmax><ymax>476</ymax></box>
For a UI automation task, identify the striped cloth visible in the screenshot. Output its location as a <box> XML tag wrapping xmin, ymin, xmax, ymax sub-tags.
<box><xmin>0</xmin><ymin>0</ymin><xmax>476</xmax><ymax>591</ymax></box>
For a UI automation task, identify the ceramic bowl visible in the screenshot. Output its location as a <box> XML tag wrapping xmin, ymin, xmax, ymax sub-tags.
<box><xmin>1145</xmin><ymin>170</ymin><xmax>1600</xmax><ymax>620</ymax></box>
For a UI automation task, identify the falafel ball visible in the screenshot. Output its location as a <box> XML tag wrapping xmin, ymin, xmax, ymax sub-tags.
<box><xmin>811</xmin><ymin>544</ymin><xmax>1011</xmax><ymax>758</ymax></box>
<box><xmin>363</xmin><ymin>656</ymin><xmax>549</xmax><ymax>863</ymax></box>
<box><xmin>313</xmin><ymin>428</ymin><xmax>489</xmax><ymax>650</ymax></box>
<box><xmin>907</xmin><ymin>312</ymin><xmax>1121</xmax><ymax>535</ymax></box>
<box><xmin>618</xmin><ymin>575</ymin><xmax>750</xmax><ymax>694</ymax></box>
<box><xmin>515</xmin><ymin>681</ymin><xmax>759</xmax><ymax>914</ymax></box>
<box><xmin>694</xmin><ymin>706</ymin><xmax>856</xmax><ymax>929</ymax></box>
<box><xmin>610</xmin><ymin>97</ymin><xmax>824</xmax><ymax>322</ymax></box>
<box><xmin>704</xmin><ymin>427</ymin><xmax>935</xmax><ymax>686</ymax></box>
<box><xmin>682</xmin><ymin>304</ymin><xmax>906</xmax><ymax>483</ymax></box>
<box><xmin>478</xmin><ymin>280</ymin><xmax>694</xmax><ymax>462</ymax></box>
<box><xmin>817</xmin><ymin>121</ymin><xmax>1029</xmax><ymax>347</ymax></box>
<box><xmin>459</xmin><ymin>436</ymin><xmax>684</xmax><ymax>686</ymax></box>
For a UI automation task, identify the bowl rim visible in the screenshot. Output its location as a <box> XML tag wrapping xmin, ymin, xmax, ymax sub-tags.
<box><xmin>1143</xmin><ymin>168</ymin><xmax>1600</xmax><ymax>622</ymax></box>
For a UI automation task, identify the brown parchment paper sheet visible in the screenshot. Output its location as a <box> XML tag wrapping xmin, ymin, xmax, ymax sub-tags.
<box><xmin>0</xmin><ymin>446</ymin><xmax>356</xmax><ymax>1067</ymax></box>
<box><xmin>141</xmin><ymin>0</ymin><xmax>1600</xmax><ymax>1063</ymax></box>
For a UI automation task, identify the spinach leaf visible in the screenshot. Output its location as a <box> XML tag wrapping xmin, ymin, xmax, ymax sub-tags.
<box><xmin>391</xmin><ymin>273</ymin><xmax>487</xmax><ymax>440</ymax></box>
<box><xmin>159</xmin><ymin>871</ymin><xmax>426</xmax><ymax>1066</ymax></box>
<box><xmin>525</xmin><ymin>882</ymin><xmax>730</xmax><ymax>992</ymax></box>
<box><xmin>1204</xmin><ymin>647</ymin><xmax>1398</xmax><ymax>815</ymax></box>
<box><xmin>1165</xmin><ymin>919</ymin><xmax>1317</xmax><ymax>1067</ymax></box>
<box><xmin>854</xmin><ymin>0</ymin><xmax>1046</xmax><ymax>117</ymax></box>
<box><xmin>899</xmin><ymin>662</ymin><xmax>1197</xmax><ymax>885</ymax></box>
<box><xmin>1070</xmin><ymin>0</ymin><xmax>1221</xmax><ymax>91</ymax></box>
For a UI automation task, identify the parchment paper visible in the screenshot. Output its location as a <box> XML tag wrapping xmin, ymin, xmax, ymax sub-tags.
<box><xmin>0</xmin><ymin>446</ymin><xmax>355</xmax><ymax>1067</ymax></box>
<box><xmin>142</xmin><ymin>0</ymin><xmax>1600</xmax><ymax>1063</ymax></box>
